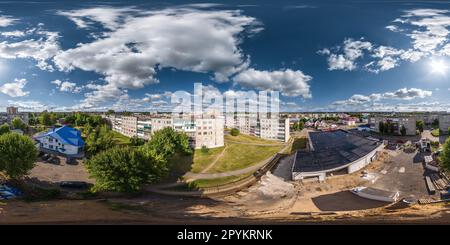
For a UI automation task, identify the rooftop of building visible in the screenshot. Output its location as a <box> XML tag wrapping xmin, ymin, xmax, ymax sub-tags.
<box><xmin>293</xmin><ymin>129</ymin><xmax>381</xmax><ymax>173</ymax></box>
<box><xmin>34</xmin><ymin>125</ymin><xmax>85</xmax><ymax>147</ymax></box>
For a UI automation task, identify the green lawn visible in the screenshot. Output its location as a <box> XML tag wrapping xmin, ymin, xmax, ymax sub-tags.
<box><xmin>207</xmin><ymin>143</ymin><xmax>282</xmax><ymax>173</ymax></box>
<box><xmin>189</xmin><ymin>173</ymin><xmax>252</xmax><ymax>188</ymax></box>
<box><xmin>167</xmin><ymin>134</ymin><xmax>284</xmax><ymax>175</ymax></box>
<box><xmin>111</xmin><ymin>131</ymin><xmax>131</xmax><ymax>145</ymax></box>
<box><xmin>431</xmin><ymin>129</ymin><xmax>440</xmax><ymax>137</ymax></box>
<box><xmin>166</xmin><ymin>173</ymin><xmax>253</xmax><ymax>190</ymax></box>
<box><xmin>190</xmin><ymin>147</ymin><xmax>225</xmax><ymax>173</ymax></box>
<box><xmin>284</xmin><ymin>137</ymin><xmax>307</xmax><ymax>154</ymax></box>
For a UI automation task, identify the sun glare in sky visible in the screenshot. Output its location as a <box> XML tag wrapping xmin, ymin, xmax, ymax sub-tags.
<box><xmin>429</xmin><ymin>58</ymin><xmax>448</xmax><ymax>75</ymax></box>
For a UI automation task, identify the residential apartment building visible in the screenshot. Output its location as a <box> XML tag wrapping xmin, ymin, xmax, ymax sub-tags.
<box><xmin>6</xmin><ymin>106</ymin><xmax>18</xmax><ymax>115</ymax></box>
<box><xmin>256</xmin><ymin>118</ymin><xmax>290</xmax><ymax>142</ymax></box>
<box><xmin>439</xmin><ymin>114</ymin><xmax>450</xmax><ymax>134</ymax></box>
<box><xmin>121</xmin><ymin>116</ymin><xmax>138</xmax><ymax>138</ymax></box>
<box><xmin>225</xmin><ymin>113</ymin><xmax>290</xmax><ymax>142</ymax></box>
<box><xmin>104</xmin><ymin>114</ymin><xmax>224</xmax><ymax>149</ymax></box>
<box><xmin>0</xmin><ymin>107</ymin><xmax>29</xmax><ymax>125</ymax></box>
<box><xmin>369</xmin><ymin>115</ymin><xmax>417</xmax><ymax>135</ymax></box>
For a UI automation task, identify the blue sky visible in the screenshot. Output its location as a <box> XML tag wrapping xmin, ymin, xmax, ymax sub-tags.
<box><xmin>0</xmin><ymin>0</ymin><xmax>449</xmax><ymax>112</ymax></box>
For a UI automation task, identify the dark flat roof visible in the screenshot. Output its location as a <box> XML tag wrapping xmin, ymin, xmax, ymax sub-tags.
<box><xmin>293</xmin><ymin>130</ymin><xmax>381</xmax><ymax>173</ymax></box>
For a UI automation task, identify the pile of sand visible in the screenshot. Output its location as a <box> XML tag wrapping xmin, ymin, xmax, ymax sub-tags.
<box><xmin>225</xmin><ymin>172</ymin><xmax>297</xmax><ymax>214</ymax></box>
<box><xmin>252</xmin><ymin>172</ymin><xmax>295</xmax><ymax>200</ymax></box>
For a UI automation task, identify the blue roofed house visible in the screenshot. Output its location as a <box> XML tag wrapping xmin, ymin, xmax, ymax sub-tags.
<box><xmin>34</xmin><ymin>125</ymin><xmax>85</xmax><ymax>158</ymax></box>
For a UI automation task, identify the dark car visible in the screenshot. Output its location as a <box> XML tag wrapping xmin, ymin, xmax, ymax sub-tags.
<box><xmin>59</xmin><ymin>181</ymin><xmax>89</xmax><ymax>189</ymax></box>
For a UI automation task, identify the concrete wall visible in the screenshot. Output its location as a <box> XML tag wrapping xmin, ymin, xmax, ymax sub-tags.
<box><xmin>347</xmin><ymin>143</ymin><xmax>383</xmax><ymax>173</ymax></box>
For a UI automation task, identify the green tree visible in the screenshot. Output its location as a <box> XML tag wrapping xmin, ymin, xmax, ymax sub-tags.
<box><xmin>12</xmin><ymin>117</ymin><xmax>26</xmax><ymax>131</ymax></box>
<box><xmin>293</xmin><ymin>121</ymin><xmax>304</xmax><ymax>131</ymax></box>
<box><xmin>441</xmin><ymin>137</ymin><xmax>450</xmax><ymax>171</ymax></box>
<box><xmin>85</xmin><ymin>147</ymin><xmax>163</xmax><ymax>192</ymax></box>
<box><xmin>431</xmin><ymin>119</ymin><xmax>439</xmax><ymax>129</ymax></box>
<box><xmin>400</xmin><ymin>125</ymin><xmax>406</xmax><ymax>136</ymax></box>
<box><xmin>85</xmin><ymin>125</ymin><xmax>115</xmax><ymax>156</ymax></box>
<box><xmin>0</xmin><ymin>133</ymin><xmax>37</xmax><ymax>179</ymax></box>
<box><xmin>141</xmin><ymin>127</ymin><xmax>192</xmax><ymax>161</ymax></box>
<box><xmin>0</xmin><ymin>123</ymin><xmax>10</xmax><ymax>135</ymax></box>
<box><xmin>230</xmin><ymin>128</ymin><xmax>240</xmax><ymax>136</ymax></box>
<box><xmin>389</xmin><ymin>122</ymin><xmax>395</xmax><ymax>135</ymax></box>
<box><xmin>39</xmin><ymin>111</ymin><xmax>52</xmax><ymax>126</ymax></box>
<box><xmin>416</xmin><ymin>120</ymin><xmax>424</xmax><ymax>133</ymax></box>
<box><xmin>379</xmin><ymin>122</ymin><xmax>385</xmax><ymax>135</ymax></box>
<box><xmin>130</xmin><ymin>136</ymin><xmax>145</xmax><ymax>146</ymax></box>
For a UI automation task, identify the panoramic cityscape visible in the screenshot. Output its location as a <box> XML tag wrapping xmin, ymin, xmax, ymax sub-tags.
<box><xmin>0</xmin><ymin>0</ymin><xmax>449</xmax><ymax>230</ymax></box>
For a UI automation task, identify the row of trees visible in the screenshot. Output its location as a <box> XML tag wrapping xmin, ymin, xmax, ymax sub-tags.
<box><xmin>292</xmin><ymin>121</ymin><xmax>305</xmax><ymax>131</ymax></box>
<box><xmin>85</xmin><ymin>127</ymin><xmax>192</xmax><ymax>192</ymax></box>
<box><xmin>378</xmin><ymin>122</ymin><xmax>407</xmax><ymax>136</ymax></box>
<box><xmin>0</xmin><ymin>117</ymin><xmax>27</xmax><ymax>135</ymax></box>
<box><xmin>28</xmin><ymin>111</ymin><xmax>106</xmax><ymax>129</ymax></box>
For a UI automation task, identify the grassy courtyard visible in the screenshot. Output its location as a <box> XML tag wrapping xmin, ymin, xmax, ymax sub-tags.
<box><xmin>187</xmin><ymin>134</ymin><xmax>284</xmax><ymax>174</ymax></box>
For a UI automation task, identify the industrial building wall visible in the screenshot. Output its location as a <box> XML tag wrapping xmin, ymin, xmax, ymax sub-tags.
<box><xmin>347</xmin><ymin>143</ymin><xmax>384</xmax><ymax>173</ymax></box>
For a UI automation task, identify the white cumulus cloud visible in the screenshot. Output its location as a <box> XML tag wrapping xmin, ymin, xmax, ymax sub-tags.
<box><xmin>0</xmin><ymin>78</ymin><xmax>30</xmax><ymax>97</ymax></box>
<box><xmin>232</xmin><ymin>68</ymin><xmax>312</xmax><ymax>98</ymax></box>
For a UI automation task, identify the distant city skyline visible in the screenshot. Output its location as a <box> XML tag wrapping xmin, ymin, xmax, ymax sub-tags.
<box><xmin>0</xmin><ymin>0</ymin><xmax>449</xmax><ymax>113</ymax></box>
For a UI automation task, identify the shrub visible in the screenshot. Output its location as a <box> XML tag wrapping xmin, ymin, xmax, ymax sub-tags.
<box><xmin>230</xmin><ymin>128</ymin><xmax>240</xmax><ymax>136</ymax></box>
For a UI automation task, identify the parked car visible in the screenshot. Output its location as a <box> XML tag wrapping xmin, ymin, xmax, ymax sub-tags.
<box><xmin>59</xmin><ymin>181</ymin><xmax>89</xmax><ymax>189</ymax></box>
<box><xmin>41</xmin><ymin>154</ymin><xmax>50</xmax><ymax>161</ymax></box>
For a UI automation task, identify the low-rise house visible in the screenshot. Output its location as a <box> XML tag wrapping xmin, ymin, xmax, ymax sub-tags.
<box><xmin>34</xmin><ymin>125</ymin><xmax>85</xmax><ymax>157</ymax></box>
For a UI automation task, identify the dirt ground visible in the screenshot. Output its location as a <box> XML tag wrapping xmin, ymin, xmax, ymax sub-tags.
<box><xmin>28</xmin><ymin>156</ymin><xmax>94</xmax><ymax>185</ymax></box>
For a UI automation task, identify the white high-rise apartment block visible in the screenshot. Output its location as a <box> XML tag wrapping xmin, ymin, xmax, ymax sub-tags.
<box><xmin>225</xmin><ymin>113</ymin><xmax>290</xmax><ymax>143</ymax></box>
<box><xmin>104</xmin><ymin>114</ymin><xmax>224</xmax><ymax>149</ymax></box>
<box><xmin>439</xmin><ymin>114</ymin><xmax>450</xmax><ymax>134</ymax></box>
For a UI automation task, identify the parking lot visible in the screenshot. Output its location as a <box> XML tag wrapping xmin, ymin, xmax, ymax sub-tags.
<box><xmin>365</xmin><ymin>147</ymin><xmax>437</xmax><ymax>200</ymax></box>
<box><xmin>28</xmin><ymin>155</ymin><xmax>93</xmax><ymax>187</ymax></box>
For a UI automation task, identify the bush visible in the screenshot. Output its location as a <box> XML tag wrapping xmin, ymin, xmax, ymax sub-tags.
<box><xmin>230</xmin><ymin>128</ymin><xmax>240</xmax><ymax>136</ymax></box>
<box><xmin>201</xmin><ymin>145</ymin><xmax>209</xmax><ymax>154</ymax></box>
<box><xmin>0</xmin><ymin>123</ymin><xmax>10</xmax><ymax>135</ymax></box>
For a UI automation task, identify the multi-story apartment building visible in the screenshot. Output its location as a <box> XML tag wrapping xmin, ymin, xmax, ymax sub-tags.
<box><xmin>369</xmin><ymin>115</ymin><xmax>417</xmax><ymax>135</ymax></box>
<box><xmin>7</xmin><ymin>106</ymin><xmax>18</xmax><ymax>115</ymax></box>
<box><xmin>225</xmin><ymin>113</ymin><xmax>290</xmax><ymax>142</ymax></box>
<box><xmin>120</xmin><ymin>116</ymin><xmax>138</xmax><ymax>138</ymax></box>
<box><xmin>256</xmin><ymin>118</ymin><xmax>290</xmax><ymax>142</ymax></box>
<box><xmin>0</xmin><ymin>107</ymin><xmax>29</xmax><ymax>125</ymax></box>
<box><xmin>439</xmin><ymin>114</ymin><xmax>450</xmax><ymax>134</ymax></box>
<box><xmin>194</xmin><ymin>117</ymin><xmax>225</xmax><ymax>148</ymax></box>
<box><xmin>104</xmin><ymin>114</ymin><xmax>224</xmax><ymax>149</ymax></box>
